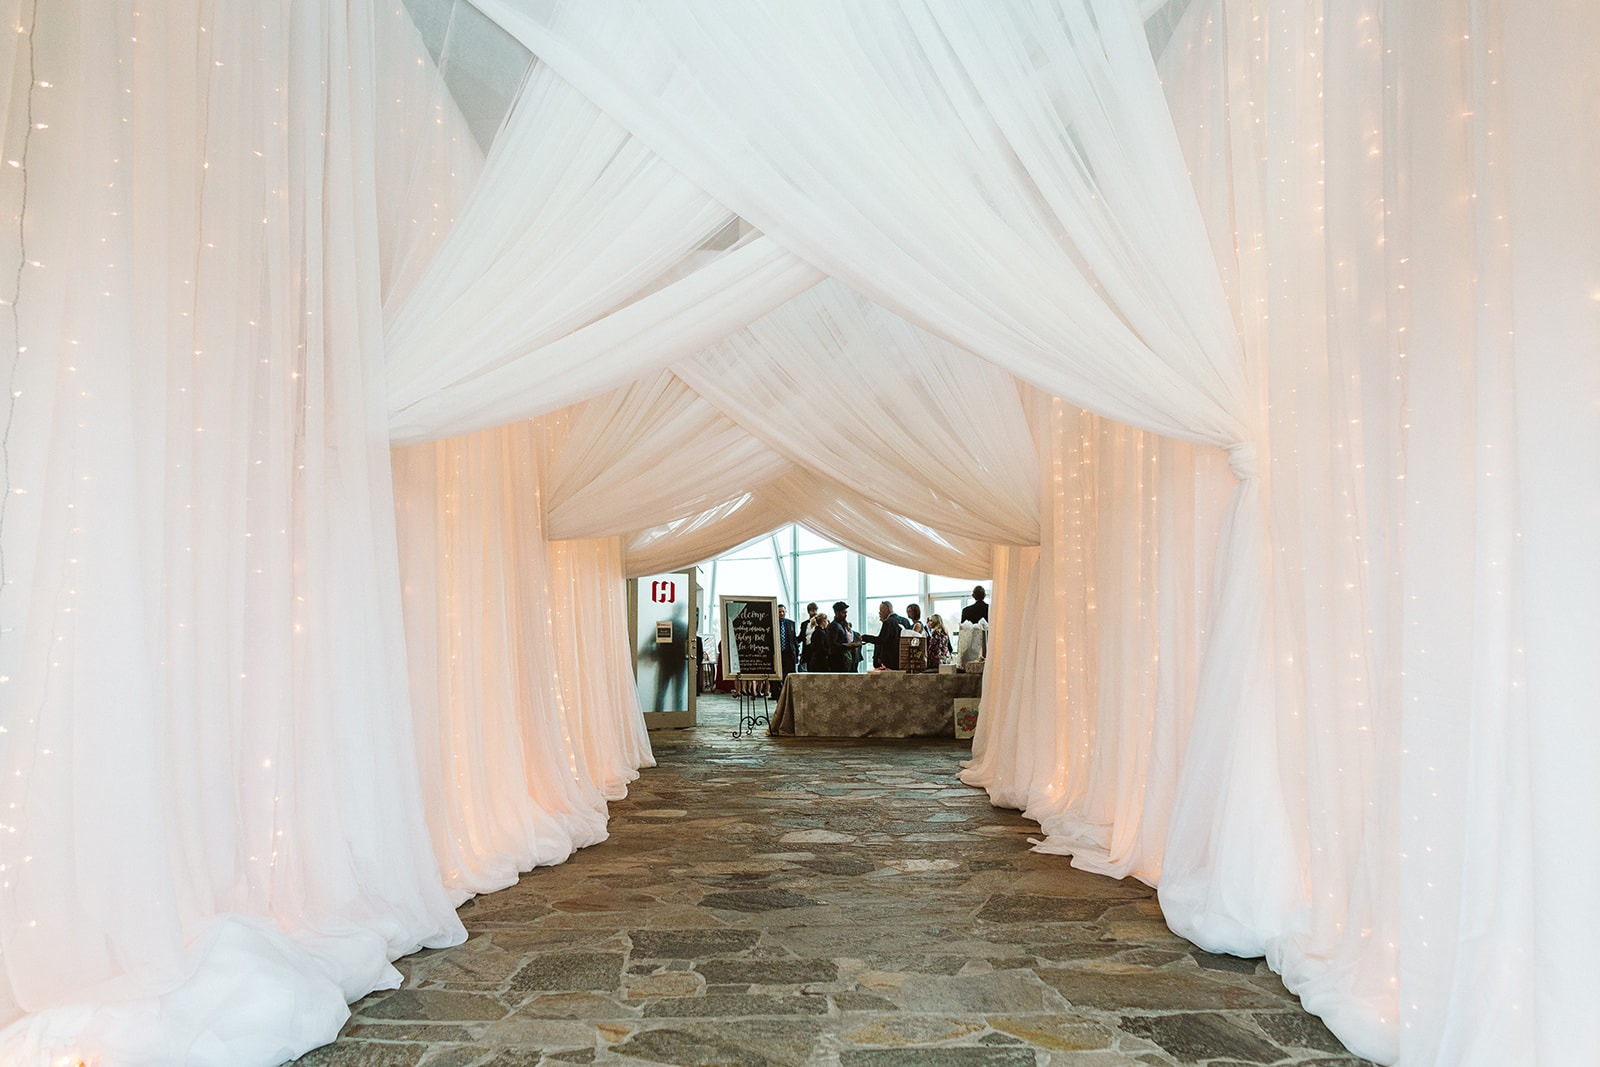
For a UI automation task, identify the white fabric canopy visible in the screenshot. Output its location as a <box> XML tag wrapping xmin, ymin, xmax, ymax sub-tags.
<box><xmin>474</xmin><ymin>0</ymin><xmax>1252</xmax><ymax>450</ymax></box>
<box><xmin>0</xmin><ymin>1</ymin><xmax>1595</xmax><ymax>1065</ymax></box>
<box><xmin>674</xmin><ymin>280</ymin><xmax>1042</xmax><ymax>547</ymax></box>
<box><xmin>543</xmin><ymin>372</ymin><xmax>796</xmax><ymax>541</ymax></box>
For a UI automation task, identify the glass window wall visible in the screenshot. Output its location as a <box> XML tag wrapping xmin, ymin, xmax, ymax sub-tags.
<box><xmin>699</xmin><ymin>524</ymin><xmax>988</xmax><ymax>671</ymax></box>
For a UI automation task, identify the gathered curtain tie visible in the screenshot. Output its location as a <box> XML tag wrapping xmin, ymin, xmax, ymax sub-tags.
<box><xmin>1224</xmin><ymin>441</ymin><xmax>1259</xmax><ymax>481</ymax></box>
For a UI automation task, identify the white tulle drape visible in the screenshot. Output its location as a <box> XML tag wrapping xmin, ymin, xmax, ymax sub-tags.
<box><xmin>391</xmin><ymin>420</ymin><xmax>652</xmax><ymax>900</ymax></box>
<box><xmin>619</xmin><ymin>469</ymin><xmax>997</xmax><ymax>583</ymax></box>
<box><xmin>380</xmin><ymin>49</ymin><xmax>826</xmax><ymax>445</ymax></box>
<box><xmin>1150</xmin><ymin>0</ymin><xmax>1600</xmax><ymax>1061</ymax></box>
<box><xmin>475</xmin><ymin>0</ymin><xmax>1251</xmax><ymax>450</ymax></box>
<box><xmin>0</xmin><ymin>4</ymin><xmax>466</xmax><ymax>1063</ymax></box>
<box><xmin>543</xmin><ymin>372</ymin><xmax>796</xmax><ymax>542</ymax></box>
<box><xmin>963</xmin><ymin>391</ymin><xmax>1233</xmax><ymax>886</ymax></box>
<box><xmin>674</xmin><ymin>280</ymin><xmax>1041</xmax><ymax>547</ymax></box>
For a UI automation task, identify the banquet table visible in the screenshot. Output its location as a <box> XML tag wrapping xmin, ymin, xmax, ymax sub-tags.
<box><xmin>767</xmin><ymin>670</ymin><xmax>983</xmax><ymax>738</ymax></box>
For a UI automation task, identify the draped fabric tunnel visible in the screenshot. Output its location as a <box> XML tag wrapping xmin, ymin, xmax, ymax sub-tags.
<box><xmin>0</xmin><ymin>1</ymin><xmax>1594</xmax><ymax>1066</ymax></box>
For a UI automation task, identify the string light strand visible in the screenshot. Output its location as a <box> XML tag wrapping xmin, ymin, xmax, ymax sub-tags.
<box><xmin>1</xmin><ymin>0</ymin><xmax>41</xmax><ymax>622</ymax></box>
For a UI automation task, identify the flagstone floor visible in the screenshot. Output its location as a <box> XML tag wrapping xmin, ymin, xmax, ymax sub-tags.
<box><xmin>291</xmin><ymin>693</ymin><xmax>1373</xmax><ymax>1067</ymax></box>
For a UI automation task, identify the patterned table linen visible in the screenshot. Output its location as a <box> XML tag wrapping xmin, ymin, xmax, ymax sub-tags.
<box><xmin>768</xmin><ymin>670</ymin><xmax>984</xmax><ymax>738</ymax></box>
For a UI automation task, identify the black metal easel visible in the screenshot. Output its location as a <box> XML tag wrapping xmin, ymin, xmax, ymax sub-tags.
<box><xmin>732</xmin><ymin>678</ymin><xmax>771</xmax><ymax>738</ymax></box>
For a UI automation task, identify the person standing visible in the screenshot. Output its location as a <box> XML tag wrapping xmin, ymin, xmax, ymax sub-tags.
<box><xmin>804</xmin><ymin>607</ymin><xmax>834</xmax><ymax>672</ymax></box>
<box><xmin>859</xmin><ymin>600</ymin><xmax>914</xmax><ymax>670</ymax></box>
<box><xmin>796</xmin><ymin>602</ymin><xmax>821</xmax><ymax>670</ymax></box>
<box><xmin>926</xmin><ymin>614</ymin><xmax>952</xmax><ymax>667</ymax></box>
<box><xmin>960</xmin><ymin>585</ymin><xmax>989</xmax><ymax>624</ymax></box>
<box><xmin>823</xmin><ymin>601</ymin><xmax>861</xmax><ymax>673</ymax></box>
<box><xmin>905</xmin><ymin>602</ymin><xmax>926</xmax><ymax>633</ymax></box>
<box><xmin>777</xmin><ymin>603</ymin><xmax>797</xmax><ymax>682</ymax></box>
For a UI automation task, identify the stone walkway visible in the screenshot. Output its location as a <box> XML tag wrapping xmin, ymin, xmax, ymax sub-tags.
<box><xmin>292</xmin><ymin>694</ymin><xmax>1371</xmax><ymax>1067</ymax></box>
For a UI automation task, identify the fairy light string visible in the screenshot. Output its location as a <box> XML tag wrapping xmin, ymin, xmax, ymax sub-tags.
<box><xmin>1</xmin><ymin>0</ymin><xmax>40</xmax><ymax>622</ymax></box>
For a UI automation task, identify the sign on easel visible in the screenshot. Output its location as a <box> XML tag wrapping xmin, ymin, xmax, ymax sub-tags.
<box><xmin>719</xmin><ymin>595</ymin><xmax>781</xmax><ymax>680</ymax></box>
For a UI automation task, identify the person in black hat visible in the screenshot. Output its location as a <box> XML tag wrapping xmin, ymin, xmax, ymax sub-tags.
<box><xmin>960</xmin><ymin>585</ymin><xmax>989</xmax><ymax>624</ymax></box>
<box><xmin>821</xmin><ymin>600</ymin><xmax>861</xmax><ymax>672</ymax></box>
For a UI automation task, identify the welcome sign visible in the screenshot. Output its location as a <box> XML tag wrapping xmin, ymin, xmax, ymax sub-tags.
<box><xmin>719</xmin><ymin>595</ymin><xmax>781</xmax><ymax>681</ymax></box>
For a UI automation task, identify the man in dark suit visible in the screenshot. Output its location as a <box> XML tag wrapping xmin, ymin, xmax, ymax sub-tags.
<box><xmin>859</xmin><ymin>600</ymin><xmax>915</xmax><ymax>670</ymax></box>
<box><xmin>777</xmin><ymin>603</ymin><xmax>797</xmax><ymax>681</ymax></box>
<box><xmin>960</xmin><ymin>585</ymin><xmax>989</xmax><ymax>624</ymax></box>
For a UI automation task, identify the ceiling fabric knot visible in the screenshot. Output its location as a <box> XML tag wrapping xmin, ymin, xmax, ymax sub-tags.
<box><xmin>1223</xmin><ymin>440</ymin><xmax>1259</xmax><ymax>481</ymax></box>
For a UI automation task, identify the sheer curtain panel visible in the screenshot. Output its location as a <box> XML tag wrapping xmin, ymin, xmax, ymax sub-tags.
<box><xmin>391</xmin><ymin>420</ymin><xmax>652</xmax><ymax>900</ymax></box>
<box><xmin>1157</xmin><ymin>0</ymin><xmax>1600</xmax><ymax>1061</ymax></box>
<box><xmin>0</xmin><ymin>4</ymin><xmax>465</xmax><ymax>1063</ymax></box>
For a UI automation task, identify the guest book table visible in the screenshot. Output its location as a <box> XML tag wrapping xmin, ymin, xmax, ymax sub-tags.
<box><xmin>767</xmin><ymin>671</ymin><xmax>983</xmax><ymax>738</ymax></box>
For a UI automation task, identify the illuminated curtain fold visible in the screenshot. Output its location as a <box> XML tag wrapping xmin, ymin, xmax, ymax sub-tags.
<box><xmin>964</xmin><ymin>391</ymin><xmax>1234</xmax><ymax>888</ymax></box>
<box><xmin>391</xmin><ymin>420</ymin><xmax>652</xmax><ymax>901</ymax></box>
<box><xmin>0</xmin><ymin>4</ymin><xmax>466</xmax><ymax>1063</ymax></box>
<box><xmin>1152</xmin><ymin>0</ymin><xmax>1600</xmax><ymax>1061</ymax></box>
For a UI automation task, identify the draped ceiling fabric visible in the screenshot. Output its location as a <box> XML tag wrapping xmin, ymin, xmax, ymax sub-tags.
<box><xmin>0</xmin><ymin>2</ymin><xmax>1594</xmax><ymax>1067</ymax></box>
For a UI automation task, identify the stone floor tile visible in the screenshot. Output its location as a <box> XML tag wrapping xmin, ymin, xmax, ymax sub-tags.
<box><xmin>509</xmin><ymin>953</ymin><xmax>624</xmax><ymax>993</ymax></box>
<box><xmin>627</xmin><ymin>930</ymin><xmax>759</xmax><ymax>959</ymax></box>
<box><xmin>887</xmin><ymin>970</ymin><xmax>1060</xmax><ymax>1014</ymax></box>
<box><xmin>1038</xmin><ymin>969</ymin><xmax>1286</xmax><ymax>1011</ymax></box>
<box><xmin>342</xmin><ymin>1023</ymin><xmax>481</xmax><ymax>1043</ymax></box>
<box><xmin>513</xmin><ymin>992</ymin><xmax>639</xmax><ymax>1020</ymax></box>
<box><xmin>475</xmin><ymin>1051</ymin><xmax>546</xmax><ymax>1067</ymax></box>
<box><xmin>841</xmin><ymin>1014</ymin><xmax>985</xmax><ymax>1046</ymax></box>
<box><xmin>609</xmin><ymin>1019</ymin><xmax>826</xmax><ymax>1067</ymax></box>
<box><xmin>1118</xmin><ymin>1013</ymin><xmax>1286</xmax><ymax>1064</ymax></box>
<box><xmin>1251</xmin><ymin>1011</ymin><xmax>1352</xmax><ymax>1055</ymax></box>
<box><xmin>696</xmin><ymin>888</ymin><xmax>823</xmax><ymax>913</ymax></box>
<box><xmin>480</xmin><ymin>1016</ymin><xmax>601</xmax><ymax>1049</ymax></box>
<box><xmin>976</xmin><ymin>895</ymin><xmax>1126</xmax><ymax>923</ymax></box>
<box><xmin>293</xmin><ymin>1042</ymin><xmax>433</xmax><ymax>1066</ymax></box>
<box><xmin>358</xmin><ymin>989</ymin><xmax>513</xmax><ymax>1023</ymax></box>
<box><xmin>838</xmin><ymin>1048</ymin><xmax>1037</xmax><ymax>1066</ymax></box>
<box><xmin>832</xmin><ymin>991</ymin><xmax>901</xmax><ymax>1012</ymax></box>
<box><xmin>693</xmin><ymin>958</ymin><xmax>838</xmax><ymax>985</ymax></box>
<box><xmin>415</xmin><ymin>1048</ymin><xmax>489</xmax><ymax>1067</ymax></box>
<box><xmin>1191</xmin><ymin>949</ymin><xmax>1263</xmax><ymax>974</ymax></box>
<box><xmin>638</xmin><ymin>993</ymin><xmax>830</xmax><ymax>1018</ymax></box>
<box><xmin>986</xmin><ymin>1013</ymin><xmax>1115</xmax><ymax>1051</ymax></box>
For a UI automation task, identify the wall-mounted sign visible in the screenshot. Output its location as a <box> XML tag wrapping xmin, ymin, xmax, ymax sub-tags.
<box><xmin>650</xmin><ymin>579</ymin><xmax>677</xmax><ymax>604</ymax></box>
<box><xmin>655</xmin><ymin>620</ymin><xmax>674</xmax><ymax>645</ymax></box>
<box><xmin>719</xmin><ymin>595</ymin><xmax>781</xmax><ymax>681</ymax></box>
